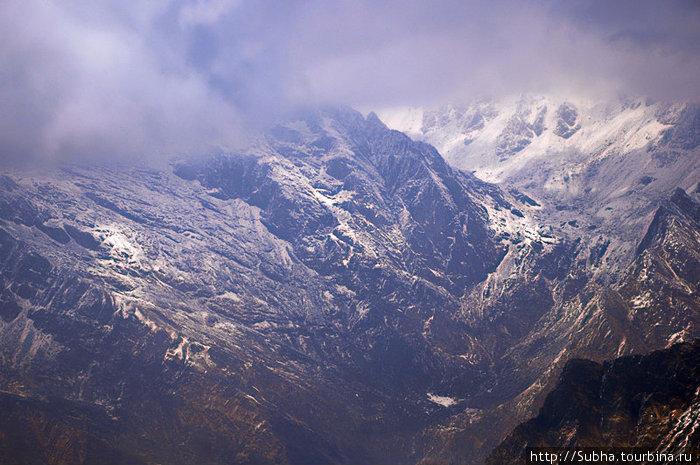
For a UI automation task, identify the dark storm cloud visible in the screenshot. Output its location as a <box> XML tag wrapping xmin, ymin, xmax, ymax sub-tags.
<box><xmin>1</xmin><ymin>0</ymin><xmax>699</xmax><ymax>165</ymax></box>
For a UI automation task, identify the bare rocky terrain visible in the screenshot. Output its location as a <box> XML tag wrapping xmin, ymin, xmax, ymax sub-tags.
<box><xmin>0</xmin><ymin>104</ymin><xmax>698</xmax><ymax>464</ymax></box>
<box><xmin>487</xmin><ymin>340</ymin><xmax>700</xmax><ymax>465</ymax></box>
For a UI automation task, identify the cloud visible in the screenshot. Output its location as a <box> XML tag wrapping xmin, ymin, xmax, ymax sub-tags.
<box><xmin>0</xmin><ymin>0</ymin><xmax>244</xmax><ymax>165</ymax></box>
<box><xmin>1</xmin><ymin>0</ymin><xmax>698</xmax><ymax>165</ymax></box>
<box><xmin>179</xmin><ymin>0</ymin><xmax>242</xmax><ymax>26</ymax></box>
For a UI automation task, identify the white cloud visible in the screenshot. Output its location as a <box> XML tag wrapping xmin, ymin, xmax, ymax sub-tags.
<box><xmin>179</xmin><ymin>0</ymin><xmax>241</xmax><ymax>26</ymax></box>
<box><xmin>1</xmin><ymin>0</ymin><xmax>698</xmax><ymax>165</ymax></box>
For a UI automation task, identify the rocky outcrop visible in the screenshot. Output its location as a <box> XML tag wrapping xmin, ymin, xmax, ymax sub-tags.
<box><xmin>487</xmin><ymin>340</ymin><xmax>700</xmax><ymax>465</ymax></box>
<box><xmin>553</xmin><ymin>102</ymin><xmax>580</xmax><ymax>138</ymax></box>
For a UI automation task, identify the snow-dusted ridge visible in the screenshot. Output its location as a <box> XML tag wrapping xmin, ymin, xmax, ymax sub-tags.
<box><xmin>378</xmin><ymin>95</ymin><xmax>681</xmax><ymax>183</ymax></box>
<box><xmin>379</xmin><ymin>95</ymin><xmax>700</xmax><ymax>271</ymax></box>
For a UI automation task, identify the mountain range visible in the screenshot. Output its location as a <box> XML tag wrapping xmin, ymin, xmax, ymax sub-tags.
<box><xmin>0</xmin><ymin>99</ymin><xmax>698</xmax><ymax>464</ymax></box>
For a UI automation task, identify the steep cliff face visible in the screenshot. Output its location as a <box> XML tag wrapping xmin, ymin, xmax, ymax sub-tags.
<box><xmin>414</xmin><ymin>189</ymin><xmax>700</xmax><ymax>465</ymax></box>
<box><xmin>0</xmin><ymin>106</ymin><xmax>697</xmax><ymax>464</ymax></box>
<box><xmin>486</xmin><ymin>340</ymin><xmax>700</xmax><ymax>465</ymax></box>
<box><xmin>176</xmin><ymin>107</ymin><xmax>511</xmax><ymax>298</ymax></box>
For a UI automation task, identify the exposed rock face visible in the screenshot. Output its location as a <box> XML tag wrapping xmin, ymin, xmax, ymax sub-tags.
<box><xmin>177</xmin><ymin>108</ymin><xmax>509</xmax><ymax>293</ymax></box>
<box><xmin>0</xmin><ymin>105</ymin><xmax>697</xmax><ymax>464</ymax></box>
<box><xmin>486</xmin><ymin>340</ymin><xmax>700</xmax><ymax>465</ymax></box>
<box><xmin>415</xmin><ymin>189</ymin><xmax>700</xmax><ymax>465</ymax></box>
<box><xmin>496</xmin><ymin>115</ymin><xmax>537</xmax><ymax>158</ymax></box>
<box><xmin>553</xmin><ymin>102</ymin><xmax>580</xmax><ymax>139</ymax></box>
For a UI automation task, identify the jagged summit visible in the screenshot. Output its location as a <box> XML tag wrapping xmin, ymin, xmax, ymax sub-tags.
<box><xmin>175</xmin><ymin>103</ymin><xmax>533</xmax><ymax>293</ymax></box>
<box><xmin>379</xmin><ymin>95</ymin><xmax>700</xmax><ymax>279</ymax></box>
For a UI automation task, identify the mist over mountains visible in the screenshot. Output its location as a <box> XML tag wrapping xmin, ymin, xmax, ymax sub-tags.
<box><xmin>2</xmin><ymin>0</ymin><xmax>700</xmax><ymax>165</ymax></box>
<box><xmin>1</xmin><ymin>1</ymin><xmax>700</xmax><ymax>464</ymax></box>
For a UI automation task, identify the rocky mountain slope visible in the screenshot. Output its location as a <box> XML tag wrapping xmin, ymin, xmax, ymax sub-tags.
<box><xmin>486</xmin><ymin>339</ymin><xmax>700</xmax><ymax>465</ymax></box>
<box><xmin>0</xmin><ymin>105</ymin><xmax>698</xmax><ymax>464</ymax></box>
<box><xmin>0</xmin><ymin>107</ymin><xmax>540</xmax><ymax>464</ymax></box>
<box><xmin>415</xmin><ymin>186</ymin><xmax>700</xmax><ymax>465</ymax></box>
<box><xmin>381</xmin><ymin>96</ymin><xmax>700</xmax><ymax>464</ymax></box>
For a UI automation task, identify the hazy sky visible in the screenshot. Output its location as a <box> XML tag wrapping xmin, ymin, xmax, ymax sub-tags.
<box><xmin>1</xmin><ymin>0</ymin><xmax>699</xmax><ymax>164</ymax></box>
